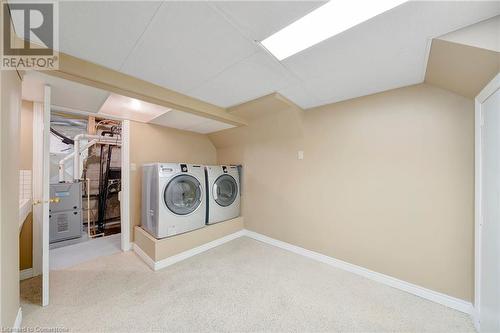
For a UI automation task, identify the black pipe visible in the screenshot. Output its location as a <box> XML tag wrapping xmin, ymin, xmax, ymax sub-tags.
<box><xmin>97</xmin><ymin>144</ymin><xmax>113</xmax><ymax>233</ymax></box>
<box><xmin>97</xmin><ymin>145</ymin><xmax>105</xmax><ymax>232</ymax></box>
<box><xmin>50</xmin><ymin>127</ymin><xmax>74</xmax><ymax>145</ymax></box>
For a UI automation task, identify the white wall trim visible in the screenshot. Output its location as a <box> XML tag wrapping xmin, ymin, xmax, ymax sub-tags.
<box><xmin>132</xmin><ymin>243</ymin><xmax>156</xmax><ymax>270</ymax></box>
<box><xmin>13</xmin><ymin>307</ymin><xmax>22</xmax><ymax>330</ymax></box>
<box><xmin>474</xmin><ymin>96</ymin><xmax>483</xmax><ymax>333</ymax></box>
<box><xmin>120</xmin><ymin>120</ymin><xmax>131</xmax><ymax>251</ymax></box>
<box><xmin>473</xmin><ymin>72</ymin><xmax>500</xmax><ymax>332</ymax></box>
<box><xmin>32</xmin><ymin>102</ymin><xmax>44</xmax><ymax>277</ymax></box>
<box><xmin>19</xmin><ymin>268</ymin><xmax>34</xmax><ymax>281</ymax></box>
<box><xmin>243</xmin><ymin>230</ymin><xmax>473</xmax><ymax>315</ymax></box>
<box><xmin>476</xmin><ymin>73</ymin><xmax>500</xmax><ymax>104</ymax></box>
<box><xmin>133</xmin><ymin>229</ymin><xmax>246</xmax><ymax>271</ymax></box>
<box><xmin>42</xmin><ymin>85</ymin><xmax>51</xmax><ymax>307</ymax></box>
<box><xmin>154</xmin><ymin>230</ymin><xmax>246</xmax><ymax>271</ymax></box>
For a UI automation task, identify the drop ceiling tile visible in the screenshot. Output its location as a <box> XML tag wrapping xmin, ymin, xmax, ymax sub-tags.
<box><xmin>150</xmin><ymin>109</ymin><xmax>210</xmax><ymax>130</ymax></box>
<box><xmin>278</xmin><ymin>80</ymin><xmax>321</xmax><ymax>110</ymax></box>
<box><xmin>283</xmin><ymin>1</ymin><xmax>500</xmax><ymax>108</ymax></box>
<box><xmin>188</xmin><ymin>51</ymin><xmax>295</xmax><ymax>107</ymax></box>
<box><xmin>56</xmin><ymin>1</ymin><xmax>500</xmax><ymax>111</ymax></box>
<box><xmin>121</xmin><ymin>1</ymin><xmax>259</xmax><ymax>95</ymax></box>
<box><xmin>211</xmin><ymin>1</ymin><xmax>326</xmax><ymax>41</ymax></box>
<box><xmin>439</xmin><ymin>15</ymin><xmax>500</xmax><ymax>52</ymax></box>
<box><xmin>99</xmin><ymin>94</ymin><xmax>170</xmax><ymax>122</ymax></box>
<box><xmin>59</xmin><ymin>1</ymin><xmax>162</xmax><ymax>70</ymax></box>
<box><xmin>186</xmin><ymin>119</ymin><xmax>235</xmax><ymax>134</ymax></box>
<box><xmin>23</xmin><ymin>71</ymin><xmax>109</xmax><ymax>113</ymax></box>
<box><xmin>304</xmin><ymin>68</ymin><xmax>418</xmax><ymax>109</ymax></box>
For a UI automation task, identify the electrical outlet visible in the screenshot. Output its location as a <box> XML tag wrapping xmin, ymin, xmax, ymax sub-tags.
<box><xmin>298</xmin><ymin>150</ymin><xmax>304</xmax><ymax>160</ymax></box>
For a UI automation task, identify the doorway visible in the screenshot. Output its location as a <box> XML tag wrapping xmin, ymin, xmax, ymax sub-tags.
<box><xmin>474</xmin><ymin>73</ymin><xmax>500</xmax><ymax>333</ymax></box>
<box><xmin>19</xmin><ymin>72</ymin><xmax>131</xmax><ymax>307</ymax></box>
<box><xmin>48</xmin><ymin>112</ymin><xmax>123</xmax><ymax>270</ymax></box>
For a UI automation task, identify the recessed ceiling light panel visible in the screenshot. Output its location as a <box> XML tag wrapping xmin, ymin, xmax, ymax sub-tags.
<box><xmin>261</xmin><ymin>0</ymin><xmax>407</xmax><ymax>60</ymax></box>
<box><xmin>129</xmin><ymin>98</ymin><xmax>142</xmax><ymax>111</ymax></box>
<box><xmin>99</xmin><ymin>94</ymin><xmax>171</xmax><ymax>123</ymax></box>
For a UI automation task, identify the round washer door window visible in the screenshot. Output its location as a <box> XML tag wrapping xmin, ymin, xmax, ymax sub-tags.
<box><xmin>214</xmin><ymin>175</ymin><xmax>238</xmax><ymax>207</ymax></box>
<box><xmin>164</xmin><ymin>175</ymin><xmax>202</xmax><ymax>215</ymax></box>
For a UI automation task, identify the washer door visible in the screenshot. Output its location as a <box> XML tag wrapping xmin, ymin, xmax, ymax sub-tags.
<box><xmin>164</xmin><ymin>175</ymin><xmax>202</xmax><ymax>215</ymax></box>
<box><xmin>213</xmin><ymin>175</ymin><xmax>238</xmax><ymax>207</ymax></box>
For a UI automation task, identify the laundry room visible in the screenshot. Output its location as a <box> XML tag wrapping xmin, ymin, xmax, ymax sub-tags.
<box><xmin>1</xmin><ymin>2</ymin><xmax>499</xmax><ymax>332</ymax></box>
<box><xmin>17</xmin><ymin>68</ymin><xmax>245</xmax><ymax>304</ymax></box>
<box><xmin>18</xmin><ymin>74</ymin><xmax>126</xmax><ymax>278</ymax></box>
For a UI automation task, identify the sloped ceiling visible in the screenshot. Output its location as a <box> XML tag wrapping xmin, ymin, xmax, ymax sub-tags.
<box><xmin>54</xmin><ymin>1</ymin><xmax>500</xmax><ymax>110</ymax></box>
<box><xmin>439</xmin><ymin>15</ymin><xmax>500</xmax><ymax>52</ymax></box>
<box><xmin>425</xmin><ymin>16</ymin><xmax>500</xmax><ymax>99</ymax></box>
<box><xmin>425</xmin><ymin>39</ymin><xmax>499</xmax><ymax>99</ymax></box>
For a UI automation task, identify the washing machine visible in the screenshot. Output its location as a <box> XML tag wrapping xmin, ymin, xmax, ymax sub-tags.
<box><xmin>142</xmin><ymin>163</ymin><xmax>206</xmax><ymax>238</ymax></box>
<box><xmin>206</xmin><ymin>165</ymin><xmax>240</xmax><ymax>224</ymax></box>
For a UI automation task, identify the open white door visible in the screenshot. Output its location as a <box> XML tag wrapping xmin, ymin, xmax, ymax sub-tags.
<box><xmin>42</xmin><ymin>85</ymin><xmax>51</xmax><ymax>306</ymax></box>
<box><xmin>33</xmin><ymin>86</ymin><xmax>51</xmax><ymax>306</ymax></box>
<box><xmin>475</xmin><ymin>73</ymin><xmax>500</xmax><ymax>333</ymax></box>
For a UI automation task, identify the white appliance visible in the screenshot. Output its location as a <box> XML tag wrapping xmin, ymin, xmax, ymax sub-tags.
<box><xmin>142</xmin><ymin>163</ymin><xmax>206</xmax><ymax>238</ymax></box>
<box><xmin>206</xmin><ymin>165</ymin><xmax>240</xmax><ymax>224</ymax></box>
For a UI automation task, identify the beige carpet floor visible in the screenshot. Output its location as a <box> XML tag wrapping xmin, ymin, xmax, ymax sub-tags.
<box><xmin>21</xmin><ymin>237</ymin><xmax>475</xmax><ymax>332</ymax></box>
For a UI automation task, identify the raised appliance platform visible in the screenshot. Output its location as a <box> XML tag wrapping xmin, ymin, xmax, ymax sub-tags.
<box><xmin>134</xmin><ymin>216</ymin><xmax>244</xmax><ymax>270</ymax></box>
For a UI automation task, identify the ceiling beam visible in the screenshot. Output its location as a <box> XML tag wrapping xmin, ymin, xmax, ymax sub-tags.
<box><xmin>42</xmin><ymin>52</ymin><xmax>247</xmax><ymax>126</ymax></box>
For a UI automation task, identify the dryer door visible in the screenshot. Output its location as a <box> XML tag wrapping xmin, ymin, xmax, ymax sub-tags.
<box><xmin>164</xmin><ymin>175</ymin><xmax>202</xmax><ymax>215</ymax></box>
<box><xmin>213</xmin><ymin>175</ymin><xmax>238</xmax><ymax>207</ymax></box>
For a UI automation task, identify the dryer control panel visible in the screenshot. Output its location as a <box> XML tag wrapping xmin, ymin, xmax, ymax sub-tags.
<box><xmin>160</xmin><ymin>166</ymin><xmax>174</xmax><ymax>175</ymax></box>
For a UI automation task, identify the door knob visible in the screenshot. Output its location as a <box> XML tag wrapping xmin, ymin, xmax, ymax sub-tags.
<box><xmin>33</xmin><ymin>197</ymin><xmax>60</xmax><ymax>205</ymax></box>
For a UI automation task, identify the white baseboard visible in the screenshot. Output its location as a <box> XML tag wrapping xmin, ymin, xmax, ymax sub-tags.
<box><xmin>19</xmin><ymin>268</ymin><xmax>34</xmax><ymax>281</ymax></box>
<box><xmin>132</xmin><ymin>243</ymin><xmax>156</xmax><ymax>270</ymax></box>
<box><xmin>473</xmin><ymin>309</ymin><xmax>480</xmax><ymax>332</ymax></box>
<box><xmin>13</xmin><ymin>307</ymin><xmax>22</xmax><ymax>330</ymax></box>
<box><xmin>121</xmin><ymin>241</ymin><xmax>133</xmax><ymax>252</ymax></box>
<box><xmin>134</xmin><ymin>229</ymin><xmax>246</xmax><ymax>271</ymax></box>
<box><xmin>243</xmin><ymin>230</ymin><xmax>473</xmax><ymax>315</ymax></box>
<box><xmin>132</xmin><ymin>227</ymin><xmax>472</xmax><ymax>315</ymax></box>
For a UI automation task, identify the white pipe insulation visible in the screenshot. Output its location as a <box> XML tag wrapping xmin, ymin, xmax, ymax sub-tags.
<box><xmin>71</xmin><ymin>134</ymin><xmax>121</xmax><ymax>182</ymax></box>
<box><xmin>58</xmin><ymin>139</ymin><xmax>98</xmax><ymax>182</ymax></box>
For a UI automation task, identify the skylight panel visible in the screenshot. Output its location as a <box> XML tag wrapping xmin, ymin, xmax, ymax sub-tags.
<box><xmin>261</xmin><ymin>0</ymin><xmax>407</xmax><ymax>60</ymax></box>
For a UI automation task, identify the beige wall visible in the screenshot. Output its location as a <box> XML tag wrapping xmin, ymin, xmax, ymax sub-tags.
<box><xmin>210</xmin><ymin>84</ymin><xmax>474</xmax><ymax>302</ymax></box>
<box><xmin>19</xmin><ymin>214</ymin><xmax>33</xmax><ymax>270</ymax></box>
<box><xmin>19</xmin><ymin>101</ymin><xmax>33</xmax><ymax>270</ymax></box>
<box><xmin>1</xmin><ymin>69</ymin><xmax>22</xmax><ymax>327</ymax></box>
<box><xmin>129</xmin><ymin>121</ymin><xmax>217</xmax><ymax>241</ymax></box>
